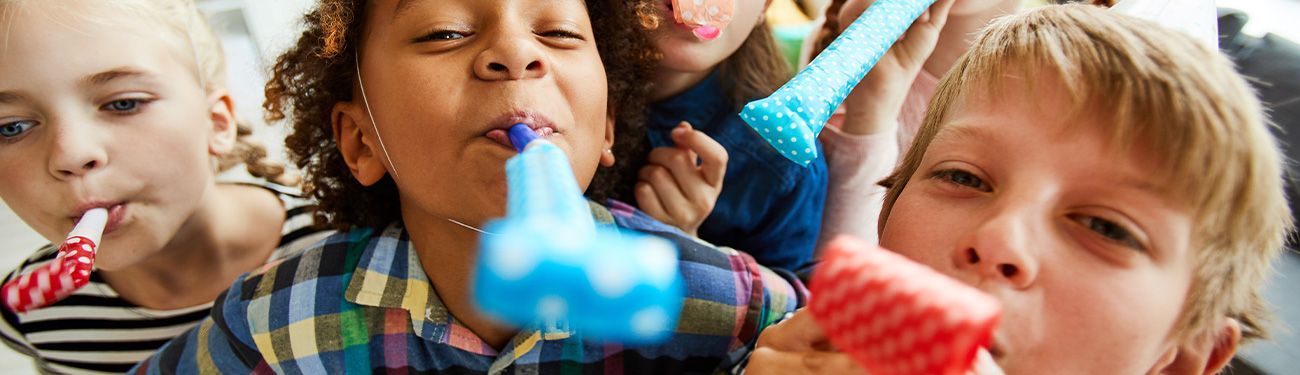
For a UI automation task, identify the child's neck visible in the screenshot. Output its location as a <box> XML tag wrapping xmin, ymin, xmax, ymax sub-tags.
<box><xmin>99</xmin><ymin>183</ymin><xmax>284</xmax><ymax>310</ymax></box>
<box><xmin>924</xmin><ymin>0</ymin><xmax>1022</xmax><ymax>79</ymax></box>
<box><xmin>650</xmin><ymin>66</ymin><xmax>715</xmax><ymax>102</ymax></box>
<box><xmin>404</xmin><ymin>209</ymin><xmax>519</xmax><ymax>350</ymax></box>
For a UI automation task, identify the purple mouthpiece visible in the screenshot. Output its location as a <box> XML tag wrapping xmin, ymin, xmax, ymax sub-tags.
<box><xmin>508</xmin><ymin>123</ymin><xmax>539</xmax><ymax>153</ymax></box>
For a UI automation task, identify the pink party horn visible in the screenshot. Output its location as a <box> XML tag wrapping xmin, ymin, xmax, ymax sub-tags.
<box><xmin>3</xmin><ymin>208</ymin><xmax>107</xmax><ymax>313</ymax></box>
<box><xmin>809</xmin><ymin>236</ymin><xmax>1000</xmax><ymax>375</ymax></box>
<box><xmin>672</xmin><ymin>0</ymin><xmax>733</xmax><ymax>41</ymax></box>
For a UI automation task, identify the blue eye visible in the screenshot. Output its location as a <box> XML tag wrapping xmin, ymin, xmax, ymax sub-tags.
<box><xmin>1075</xmin><ymin>216</ymin><xmax>1145</xmax><ymax>251</ymax></box>
<box><xmin>103</xmin><ymin>99</ymin><xmax>140</xmax><ymax>112</ymax></box>
<box><xmin>932</xmin><ymin>169</ymin><xmax>990</xmax><ymax>191</ymax></box>
<box><xmin>0</xmin><ymin>120</ymin><xmax>36</xmax><ymax>139</ymax></box>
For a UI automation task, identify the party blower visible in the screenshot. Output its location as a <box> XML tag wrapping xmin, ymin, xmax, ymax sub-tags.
<box><xmin>3</xmin><ymin>208</ymin><xmax>107</xmax><ymax>313</ymax></box>
<box><xmin>672</xmin><ymin>0</ymin><xmax>734</xmax><ymax>41</ymax></box>
<box><xmin>740</xmin><ymin>0</ymin><xmax>936</xmax><ymax>165</ymax></box>
<box><xmin>473</xmin><ymin>124</ymin><xmax>684</xmax><ymax>344</ymax></box>
<box><xmin>809</xmin><ymin>236</ymin><xmax>1001</xmax><ymax>375</ymax></box>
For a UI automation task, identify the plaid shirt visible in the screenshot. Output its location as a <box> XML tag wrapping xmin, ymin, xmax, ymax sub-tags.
<box><xmin>133</xmin><ymin>201</ymin><xmax>806</xmax><ymax>374</ymax></box>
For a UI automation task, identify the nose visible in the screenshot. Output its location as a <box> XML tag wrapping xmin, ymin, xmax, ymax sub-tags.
<box><xmin>47</xmin><ymin>121</ymin><xmax>107</xmax><ymax>180</ymax></box>
<box><xmin>473</xmin><ymin>32</ymin><xmax>549</xmax><ymax>81</ymax></box>
<box><xmin>953</xmin><ymin>202</ymin><xmax>1041</xmax><ymax>289</ymax></box>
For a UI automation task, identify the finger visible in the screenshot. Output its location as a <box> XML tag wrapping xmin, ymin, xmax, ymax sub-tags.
<box><xmin>748</xmin><ymin>348</ymin><xmax>863</xmax><ymax>375</ymax></box>
<box><xmin>638</xmin><ymin>164</ymin><xmax>695</xmax><ymax>224</ymax></box>
<box><xmin>669</xmin><ymin>123</ymin><xmax>728</xmax><ymax>186</ymax></box>
<box><xmin>756</xmin><ymin>309</ymin><xmax>833</xmax><ymax>352</ymax></box>
<box><xmin>894</xmin><ymin>0</ymin><xmax>955</xmax><ymax>61</ymax></box>
<box><xmin>646</xmin><ymin>147</ymin><xmax>716</xmax><ymax>214</ymax></box>
<box><xmin>635</xmin><ymin>180</ymin><xmax>671</xmax><ymax>225</ymax></box>
<box><xmin>747</xmin><ymin>348</ymin><xmax>810</xmax><ymax>375</ymax></box>
<box><xmin>930</xmin><ymin>0</ymin><xmax>957</xmax><ymax>28</ymax></box>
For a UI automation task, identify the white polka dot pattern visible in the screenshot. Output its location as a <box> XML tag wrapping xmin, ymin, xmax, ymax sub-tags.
<box><xmin>2</xmin><ymin>208</ymin><xmax>106</xmax><ymax>313</ymax></box>
<box><xmin>671</xmin><ymin>0</ymin><xmax>734</xmax><ymax>31</ymax></box>
<box><xmin>740</xmin><ymin>0</ymin><xmax>936</xmax><ymax>166</ymax></box>
<box><xmin>808</xmin><ymin>236</ymin><xmax>1001</xmax><ymax>375</ymax></box>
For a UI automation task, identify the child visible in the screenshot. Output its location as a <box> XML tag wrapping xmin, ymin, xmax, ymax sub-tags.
<box><xmin>133</xmin><ymin>0</ymin><xmax>805</xmax><ymax>373</ymax></box>
<box><xmin>747</xmin><ymin>4</ymin><xmax>1292</xmax><ymax>373</ymax></box>
<box><xmin>633</xmin><ymin>0</ymin><xmax>829</xmax><ymax>272</ymax></box>
<box><xmin>812</xmin><ymin>0</ymin><xmax>1018</xmax><ymax>247</ymax></box>
<box><xmin>0</xmin><ymin>0</ymin><xmax>333</xmax><ymax>373</ymax></box>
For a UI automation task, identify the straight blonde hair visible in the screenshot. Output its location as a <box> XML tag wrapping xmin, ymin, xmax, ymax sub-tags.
<box><xmin>879</xmin><ymin>4</ymin><xmax>1292</xmax><ymax>343</ymax></box>
<box><xmin>0</xmin><ymin>0</ymin><xmax>285</xmax><ymax>182</ymax></box>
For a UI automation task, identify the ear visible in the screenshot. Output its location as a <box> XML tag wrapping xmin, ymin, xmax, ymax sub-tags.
<box><xmin>332</xmin><ymin>101</ymin><xmax>389</xmax><ymax>186</ymax></box>
<box><xmin>1151</xmin><ymin>317</ymin><xmax>1242</xmax><ymax>375</ymax></box>
<box><xmin>600</xmin><ymin>113</ymin><xmax>617</xmax><ymax>167</ymax></box>
<box><xmin>206</xmin><ymin>91</ymin><xmax>238</xmax><ymax>156</ymax></box>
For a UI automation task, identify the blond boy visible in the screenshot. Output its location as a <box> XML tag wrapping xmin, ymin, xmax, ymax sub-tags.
<box><xmin>749</xmin><ymin>4</ymin><xmax>1292</xmax><ymax>374</ymax></box>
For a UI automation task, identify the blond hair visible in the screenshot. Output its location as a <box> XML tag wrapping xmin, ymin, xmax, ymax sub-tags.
<box><xmin>879</xmin><ymin>4</ymin><xmax>1292</xmax><ymax>343</ymax></box>
<box><xmin>1</xmin><ymin>0</ymin><xmax>285</xmax><ymax>182</ymax></box>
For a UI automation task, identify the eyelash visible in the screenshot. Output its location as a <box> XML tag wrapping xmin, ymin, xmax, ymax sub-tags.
<box><xmin>928</xmin><ymin>167</ymin><xmax>1148</xmax><ymax>252</ymax></box>
<box><xmin>929</xmin><ymin>168</ymin><xmax>991</xmax><ymax>192</ymax></box>
<box><xmin>414</xmin><ymin>30</ymin><xmax>471</xmax><ymax>43</ymax></box>
<box><xmin>0</xmin><ymin>120</ymin><xmax>37</xmax><ymax>143</ymax></box>
<box><xmin>412</xmin><ymin>29</ymin><xmax>585</xmax><ymax>44</ymax></box>
<box><xmin>538</xmin><ymin>29</ymin><xmax>584</xmax><ymax>40</ymax></box>
<box><xmin>100</xmin><ymin>98</ymin><xmax>152</xmax><ymax>115</ymax></box>
<box><xmin>1072</xmin><ymin>215</ymin><xmax>1146</xmax><ymax>251</ymax></box>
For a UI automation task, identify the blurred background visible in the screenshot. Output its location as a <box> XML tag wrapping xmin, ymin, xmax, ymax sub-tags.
<box><xmin>0</xmin><ymin>0</ymin><xmax>1295</xmax><ymax>373</ymax></box>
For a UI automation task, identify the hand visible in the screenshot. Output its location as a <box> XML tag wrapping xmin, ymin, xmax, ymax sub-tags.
<box><xmin>635</xmin><ymin>122</ymin><xmax>727</xmax><ymax>236</ymax></box>
<box><xmin>838</xmin><ymin>0</ymin><xmax>957</xmax><ymax>135</ymax></box>
<box><xmin>748</xmin><ymin>309</ymin><xmax>863</xmax><ymax>374</ymax></box>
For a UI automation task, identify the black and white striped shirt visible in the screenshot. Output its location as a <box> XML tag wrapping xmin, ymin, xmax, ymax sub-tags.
<box><xmin>0</xmin><ymin>183</ymin><xmax>333</xmax><ymax>374</ymax></box>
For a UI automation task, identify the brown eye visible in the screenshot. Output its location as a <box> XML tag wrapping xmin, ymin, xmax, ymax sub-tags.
<box><xmin>1072</xmin><ymin>215</ymin><xmax>1146</xmax><ymax>251</ymax></box>
<box><xmin>414</xmin><ymin>30</ymin><xmax>469</xmax><ymax>43</ymax></box>
<box><xmin>931</xmin><ymin>169</ymin><xmax>990</xmax><ymax>192</ymax></box>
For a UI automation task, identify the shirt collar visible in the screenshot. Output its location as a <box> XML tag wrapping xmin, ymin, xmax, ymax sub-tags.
<box><xmin>343</xmin><ymin>222</ymin><xmax>577</xmax><ymax>356</ymax></box>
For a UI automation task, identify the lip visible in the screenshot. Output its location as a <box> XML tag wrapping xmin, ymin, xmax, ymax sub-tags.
<box><xmin>483</xmin><ymin>110</ymin><xmax>559</xmax><ymax>150</ymax></box>
<box><xmin>70</xmin><ymin>202</ymin><xmax>127</xmax><ymax>235</ymax></box>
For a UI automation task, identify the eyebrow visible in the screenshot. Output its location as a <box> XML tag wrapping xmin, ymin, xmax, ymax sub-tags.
<box><xmin>393</xmin><ymin>0</ymin><xmax>425</xmax><ymax>20</ymax></box>
<box><xmin>940</xmin><ymin>122</ymin><xmax>1163</xmax><ymax>194</ymax></box>
<box><xmin>81</xmin><ymin>68</ymin><xmax>150</xmax><ymax>87</ymax></box>
<box><xmin>932</xmin><ymin>123</ymin><xmax>995</xmax><ymax>146</ymax></box>
<box><xmin>0</xmin><ymin>91</ymin><xmax>23</xmax><ymax>105</ymax></box>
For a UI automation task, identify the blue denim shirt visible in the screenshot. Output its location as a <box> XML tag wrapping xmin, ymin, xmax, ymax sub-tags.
<box><xmin>646</xmin><ymin>72</ymin><xmax>828</xmax><ymax>271</ymax></box>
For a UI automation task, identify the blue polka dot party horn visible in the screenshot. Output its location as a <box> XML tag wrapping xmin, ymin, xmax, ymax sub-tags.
<box><xmin>740</xmin><ymin>0</ymin><xmax>937</xmax><ymax>166</ymax></box>
<box><xmin>474</xmin><ymin>124</ymin><xmax>685</xmax><ymax>344</ymax></box>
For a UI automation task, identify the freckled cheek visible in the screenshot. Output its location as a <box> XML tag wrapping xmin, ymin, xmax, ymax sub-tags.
<box><xmin>880</xmin><ymin>192</ymin><xmax>961</xmax><ymax>266</ymax></box>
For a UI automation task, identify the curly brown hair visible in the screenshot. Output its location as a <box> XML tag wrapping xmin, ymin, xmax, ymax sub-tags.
<box><xmin>265</xmin><ymin>0</ymin><xmax>658</xmax><ymax>230</ymax></box>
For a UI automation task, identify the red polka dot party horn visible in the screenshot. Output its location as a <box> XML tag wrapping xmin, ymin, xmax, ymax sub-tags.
<box><xmin>3</xmin><ymin>208</ymin><xmax>107</xmax><ymax>313</ymax></box>
<box><xmin>809</xmin><ymin>236</ymin><xmax>1001</xmax><ymax>375</ymax></box>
